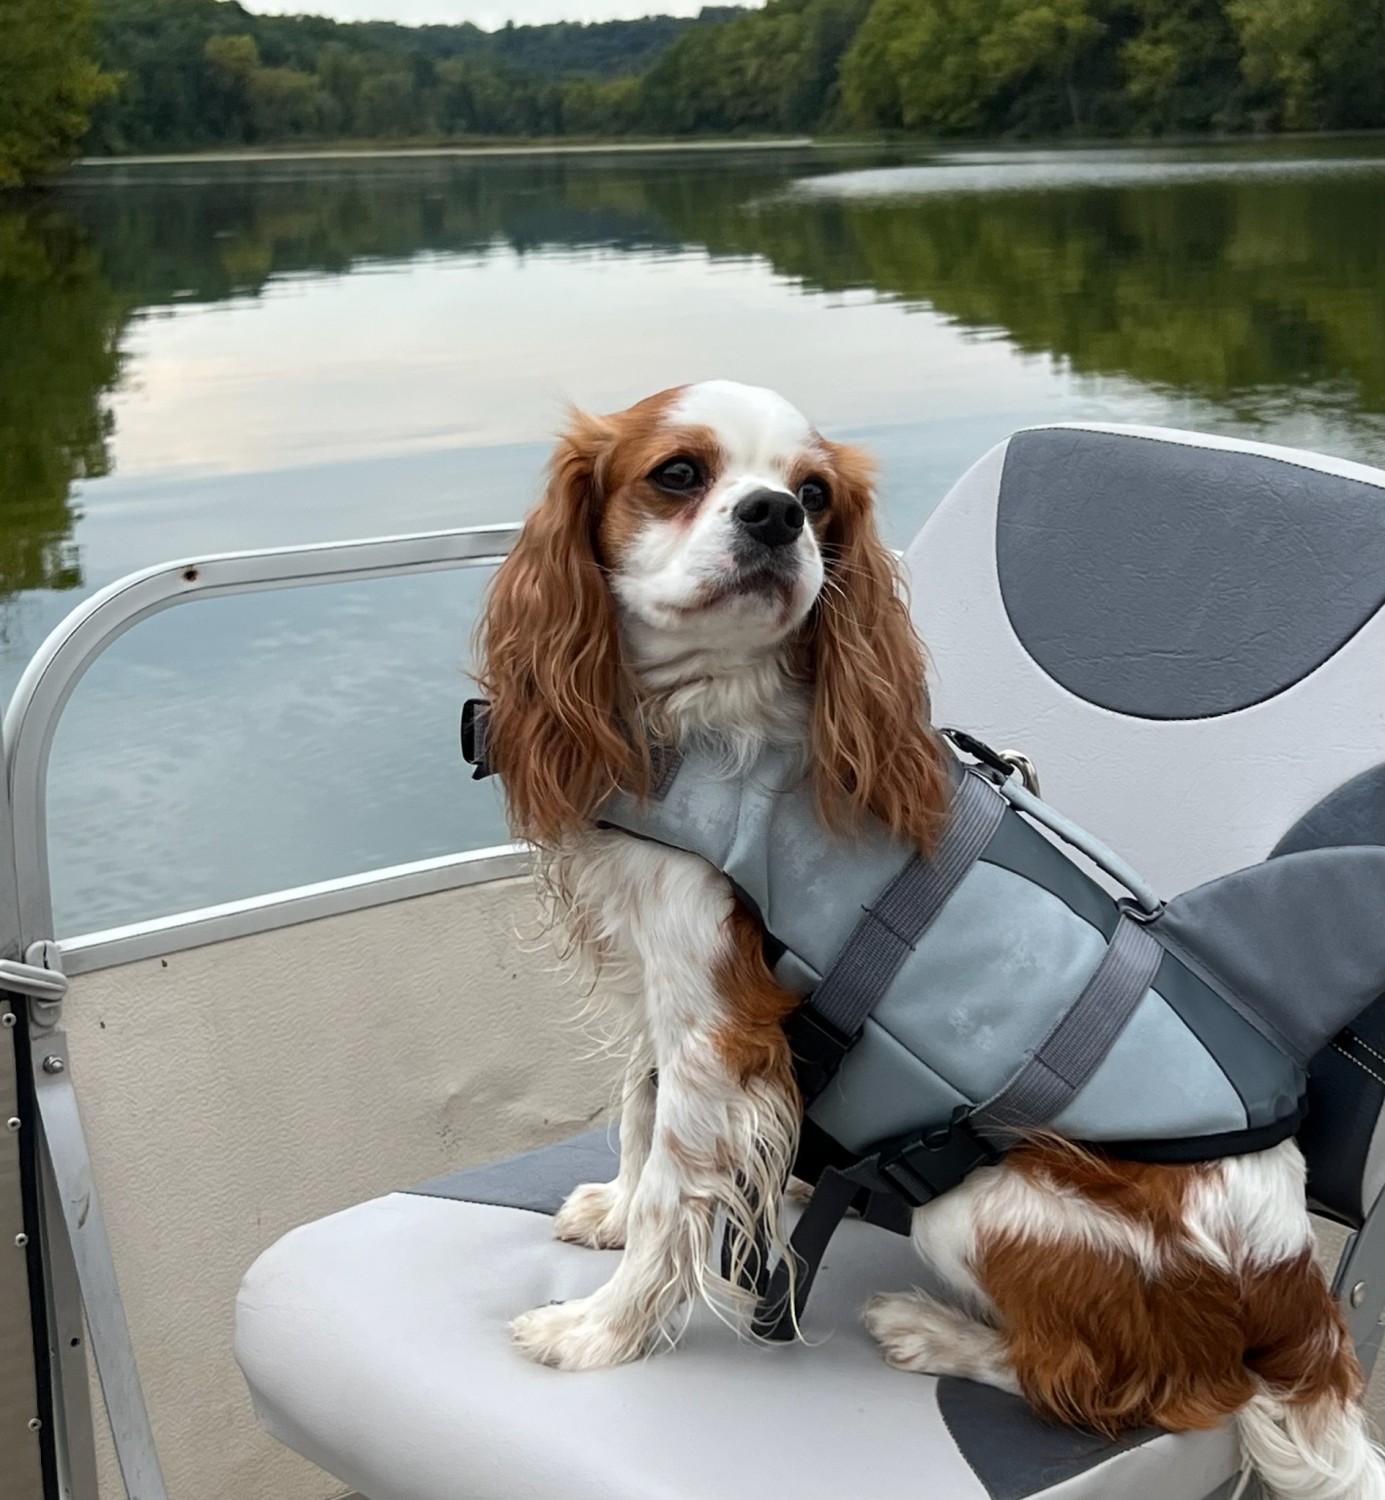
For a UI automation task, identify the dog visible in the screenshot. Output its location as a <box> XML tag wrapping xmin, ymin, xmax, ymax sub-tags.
<box><xmin>476</xmin><ymin>380</ymin><xmax>1384</xmax><ymax>1499</ymax></box>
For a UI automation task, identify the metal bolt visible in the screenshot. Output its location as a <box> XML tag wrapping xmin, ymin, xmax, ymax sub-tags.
<box><xmin>5</xmin><ymin>1118</ymin><xmax>18</xmax><ymax>1133</ymax></box>
<box><xmin>14</xmin><ymin>1233</ymin><xmax>27</xmax><ymax>1248</ymax></box>
<box><xmin>1</xmin><ymin>1012</ymin><xmax>14</xmax><ymax>1028</ymax></box>
<box><xmin>26</xmin><ymin>1417</ymin><xmax>41</xmax><ymax>1433</ymax></box>
<box><xmin>41</xmin><ymin>1056</ymin><xmax>64</xmax><ymax>1075</ymax></box>
<box><xmin>1352</xmin><ymin>1281</ymin><xmax>1368</xmax><ymax>1308</ymax></box>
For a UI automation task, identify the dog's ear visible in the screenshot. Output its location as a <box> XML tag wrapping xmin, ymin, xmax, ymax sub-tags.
<box><xmin>804</xmin><ymin>440</ymin><xmax>950</xmax><ymax>850</ymax></box>
<box><xmin>475</xmin><ymin>411</ymin><xmax>641</xmax><ymax>846</ymax></box>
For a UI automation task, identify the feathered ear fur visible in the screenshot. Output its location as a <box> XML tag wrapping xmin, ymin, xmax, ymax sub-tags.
<box><xmin>805</xmin><ymin>441</ymin><xmax>951</xmax><ymax>850</ymax></box>
<box><xmin>475</xmin><ymin>413</ymin><xmax>643</xmax><ymax>847</ymax></box>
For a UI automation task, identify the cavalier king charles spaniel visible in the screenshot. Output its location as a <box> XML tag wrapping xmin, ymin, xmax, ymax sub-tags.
<box><xmin>476</xmin><ymin>381</ymin><xmax>1382</xmax><ymax>1500</ymax></box>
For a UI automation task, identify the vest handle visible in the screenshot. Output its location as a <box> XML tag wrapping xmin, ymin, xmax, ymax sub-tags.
<box><xmin>941</xmin><ymin>728</ymin><xmax>1163</xmax><ymax>917</ymax></box>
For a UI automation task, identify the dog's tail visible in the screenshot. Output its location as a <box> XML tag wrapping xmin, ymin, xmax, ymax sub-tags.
<box><xmin>1236</xmin><ymin>1386</ymin><xmax>1384</xmax><ymax>1499</ymax></box>
<box><xmin>1233</xmin><ymin>1250</ymin><xmax>1384</xmax><ymax>1500</ymax></box>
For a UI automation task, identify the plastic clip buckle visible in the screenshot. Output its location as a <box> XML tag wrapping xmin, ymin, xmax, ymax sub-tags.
<box><xmin>460</xmin><ymin>698</ymin><xmax>493</xmax><ymax>780</ymax></box>
<box><xmin>784</xmin><ymin>1006</ymin><xmax>856</xmax><ymax>1104</ymax></box>
<box><xmin>866</xmin><ymin>1108</ymin><xmax>999</xmax><ymax>1208</ymax></box>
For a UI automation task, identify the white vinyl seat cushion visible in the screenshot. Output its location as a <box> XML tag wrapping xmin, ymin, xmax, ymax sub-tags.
<box><xmin>236</xmin><ymin>1133</ymin><xmax>1244</xmax><ymax>1500</ymax></box>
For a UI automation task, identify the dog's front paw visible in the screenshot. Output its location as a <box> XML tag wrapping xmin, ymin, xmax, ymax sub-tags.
<box><xmin>510</xmin><ymin>1296</ymin><xmax>649</xmax><ymax>1370</ymax></box>
<box><xmin>553</xmin><ymin>1181</ymin><xmax>627</xmax><ymax>1249</ymax></box>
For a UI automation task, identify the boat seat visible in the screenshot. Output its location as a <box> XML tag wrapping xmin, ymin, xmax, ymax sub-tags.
<box><xmin>237</xmin><ymin>423</ymin><xmax>1385</xmax><ymax>1500</ymax></box>
<box><xmin>236</xmin><ymin>1131</ymin><xmax>1245</xmax><ymax>1500</ymax></box>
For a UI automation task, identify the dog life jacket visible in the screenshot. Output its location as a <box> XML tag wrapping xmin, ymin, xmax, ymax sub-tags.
<box><xmin>461</xmin><ymin>704</ymin><xmax>1385</xmax><ymax>1336</ymax></box>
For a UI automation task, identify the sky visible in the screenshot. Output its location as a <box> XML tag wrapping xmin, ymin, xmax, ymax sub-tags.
<box><xmin>244</xmin><ymin>0</ymin><xmax>739</xmax><ymax>28</ymax></box>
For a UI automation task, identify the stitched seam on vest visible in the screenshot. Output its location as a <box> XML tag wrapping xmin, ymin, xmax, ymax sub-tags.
<box><xmin>861</xmin><ymin>904</ymin><xmax>920</xmax><ymax>950</ymax></box>
<box><xmin>978</xmin><ymin>850</ymin><xmax>1116</xmax><ymax>939</ymax></box>
<box><xmin>1021</xmin><ymin>1431</ymin><xmax>1168</xmax><ymax>1494</ymax></box>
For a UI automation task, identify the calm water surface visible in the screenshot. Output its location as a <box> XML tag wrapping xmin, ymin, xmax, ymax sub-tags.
<box><xmin>6</xmin><ymin>139</ymin><xmax>1385</xmax><ymax>933</ymax></box>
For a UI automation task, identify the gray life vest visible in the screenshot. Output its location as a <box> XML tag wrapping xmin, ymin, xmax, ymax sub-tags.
<box><xmin>461</xmin><ymin>703</ymin><xmax>1385</xmax><ymax>1334</ymax></box>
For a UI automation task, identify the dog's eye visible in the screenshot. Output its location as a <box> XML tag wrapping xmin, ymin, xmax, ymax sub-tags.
<box><xmin>650</xmin><ymin>458</ymin><xmax>703</xmax><ymax>495</ymax></box>
<box><xmin>797</xmin><ymin>477</ymin><xmax>830</xmax><ymax>513</ymax></box>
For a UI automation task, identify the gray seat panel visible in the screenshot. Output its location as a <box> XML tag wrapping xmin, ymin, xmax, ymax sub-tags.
<box><xmin>412</xmin><ymin>1127</ymin><xmax>619</xmax><ymax>1212</ymax></box>
<box><xmin>234</xmin><ymin>1134</ymin><xmax>1243</xmax><ymax>1500</ymax></box>
<box><xmin>1273</xmin><ymin>762</ymin><xmax>1385</xmax><ymax>858</ymax></box>
<box><xmin>995</xmin><ymin>427</ymin><xmax>1385</xmax><ymax>719</ymax></box>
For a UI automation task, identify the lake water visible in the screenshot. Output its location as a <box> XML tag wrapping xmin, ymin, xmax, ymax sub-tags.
<box><xmin>7</xmin><ymin>138</ymin><xmax>1385</xmax><ymax>935</ymax></box>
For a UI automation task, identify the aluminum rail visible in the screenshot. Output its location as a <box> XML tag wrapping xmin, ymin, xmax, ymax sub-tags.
<box><xmin>4</xmin><ymin>524</ymin><xmax>521</xmax><ymax>955</ymax></box>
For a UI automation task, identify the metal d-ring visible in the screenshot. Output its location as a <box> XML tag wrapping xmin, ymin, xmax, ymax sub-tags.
<box><xmin>996</xmin><ymin>749</ymin><xmax>1041</xmax><ymax>796</ymax></box>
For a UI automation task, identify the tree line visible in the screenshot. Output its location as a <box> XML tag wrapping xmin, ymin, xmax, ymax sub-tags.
<box><xmin>90</xmin><ymin>0</ymin><xmax>1385</xmax><ymax>150</ymax></box>
<box><xmin>645</xmin><ymin>0</ymin><xmax>1385</xmax><ymax>137</ymax></box>
<box><xmin>83</xmin><ymin>0</ymin><xmax>747</xmax><ymax>152</ymax></box>
<box><xmin>5</xmin><ymin>0</ymin><xmax>1385</xmax><ymax>185</ymax></box>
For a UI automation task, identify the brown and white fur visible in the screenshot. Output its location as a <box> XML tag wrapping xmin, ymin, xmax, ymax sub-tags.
<box><xmin>477</xmin><ymin>380</ymin><xmax>1383</xmax><ymax>1499</ymax></box>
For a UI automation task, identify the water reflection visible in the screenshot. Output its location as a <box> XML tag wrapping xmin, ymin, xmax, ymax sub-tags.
<box><xmin>762</xmin><ymin>161</ymin><xmax>1385</xmax><ymax>425</ymax></box>
<box><xmin>0</xmin><ymin>203</ymin><xmax>123</xmax><ymax>606</ymax></box>
<box><xmin>5</xmin><ymin>142</ymin><xmax>1385</xmax><ymax>930</ymax></box>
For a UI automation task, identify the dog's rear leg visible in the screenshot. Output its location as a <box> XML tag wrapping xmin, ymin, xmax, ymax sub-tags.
<box><xmin>866</xmin><ymin>1165</ymin><xmax>1020</xmax><ymax>1390</ymax></box>
<box><xmin>866</xmin><ymin>1290</ymin><xmax>1020</xmax><ymax>1393</ymax></box>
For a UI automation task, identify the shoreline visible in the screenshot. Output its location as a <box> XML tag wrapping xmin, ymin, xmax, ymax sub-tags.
<box><xmin>69</xmin><ymin>125</ymin><xmax>1385</xmax><ymax>171</ymax></box>
<box><xmin>75</xmin><ymin>137</ymin><xmax>817</xmax><ymax>167</ymax></box>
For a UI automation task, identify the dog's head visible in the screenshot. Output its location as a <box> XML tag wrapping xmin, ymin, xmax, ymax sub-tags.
<box><xmin>477</xmin><ymin>380</ymin><xmax>947</xmax><ymax>847</ymax></box>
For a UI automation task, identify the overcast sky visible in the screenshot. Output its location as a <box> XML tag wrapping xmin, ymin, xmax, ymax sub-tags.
<box><xmin>244</xmin><ymin>0</ymin><xmax>744</xmax><ymax>29</ymax></box>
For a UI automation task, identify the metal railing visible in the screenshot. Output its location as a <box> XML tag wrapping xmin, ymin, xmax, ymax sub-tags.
<box><xmin>1</xmin><ymin>522</ymin><xmax>524</xmax><ymax>1500</ymax></box>
<box><xmin>5</xmin><ymin>523</ymin><xmax>525</xmax><ymax>967</ymax></box>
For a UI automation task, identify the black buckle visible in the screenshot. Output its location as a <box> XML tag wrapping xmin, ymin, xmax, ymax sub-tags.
<box><xmin>461</xmin><ymin>699</ymin><xmax>493</xmax><ymax>780</ymax></box>
<box><xmin>847</xmin><ymin>1108</ymin><xmax>999</xmax><ymax>1208</ymax></box>
<box><xmin>939</xmin><ymin>726</ymin><xmax>1012</xmax><ymax>781</ymax></box>
<box><xmin>784</xmin><ymin>1005</ymin><xmax>856</xmax><ymax>1104</ymax></box>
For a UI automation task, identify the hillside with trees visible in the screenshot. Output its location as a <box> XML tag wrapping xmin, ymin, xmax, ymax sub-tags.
<box><xmin>5</xmin><ymin>0</ymin><xmax>1385</xmax><ymax>183</ymax></box>
<box><xmin>83</xmin><ymin>0</ymin><xmax>1385</xmax><ymax>151</ymax></box>
<box><xmin>83</xmin><ymin>0</ymin><xmax>746</xmax><ymax>151</ymax></box>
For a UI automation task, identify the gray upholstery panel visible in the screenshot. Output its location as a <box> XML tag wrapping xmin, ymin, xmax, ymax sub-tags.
<box><xmin>937</xmin><ymin>1380</ymin><xmax>1157</xmax><ymax>1500</ymax></box>
<box><xmin>411</xmin><ymin>1128</ymin><xmax>616</xmax><ymax>1212</ymax></box>
<box><xmin>996</xmin><ymin>429</ymin><xmax>1385</xmax><ymax>718</ymax></box>
<box><xmin>1272</xmin><ymin>763</ymin><xmax>1385</xmax><ymax>856</ymax></box>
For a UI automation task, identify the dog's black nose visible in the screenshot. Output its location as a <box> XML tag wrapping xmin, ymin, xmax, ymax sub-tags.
<box><xmin>733</xmin><ymin>489</ymin><xmax>805</xmax><ymax>549</ymax></box>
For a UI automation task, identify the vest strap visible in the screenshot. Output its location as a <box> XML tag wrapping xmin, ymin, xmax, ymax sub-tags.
<box><xmin>788</xmin><ymin>769</ymin><xmax>1006</xmax><ymax>1099</ymax></box>
<box><xmin>752</xmin><ymin>1165</ymin><xmax>861</xmax><ymax>1342</ymax></box>
<box><xmin>752</xmin><ymin>1109</ymin><xmax>996</xmax><ymax>1341</ymax></box>
<box><xmin>969</xmin><ymin>915</ymin><xmax>1164</xmax><ymax>1142</ymax></box>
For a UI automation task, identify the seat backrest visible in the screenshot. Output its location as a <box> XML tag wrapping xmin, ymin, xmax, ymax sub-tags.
<box><xmin>905</xmin><ymin>423</ymin><xmax>1385</xmax><ymax>1225</ymax></box>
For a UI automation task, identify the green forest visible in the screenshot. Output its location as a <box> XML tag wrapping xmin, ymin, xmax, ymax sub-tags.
<box><xmin>4</xmin><ymin>0</ymin><xmax>1385</xmax><ymax>185</ymax></box>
